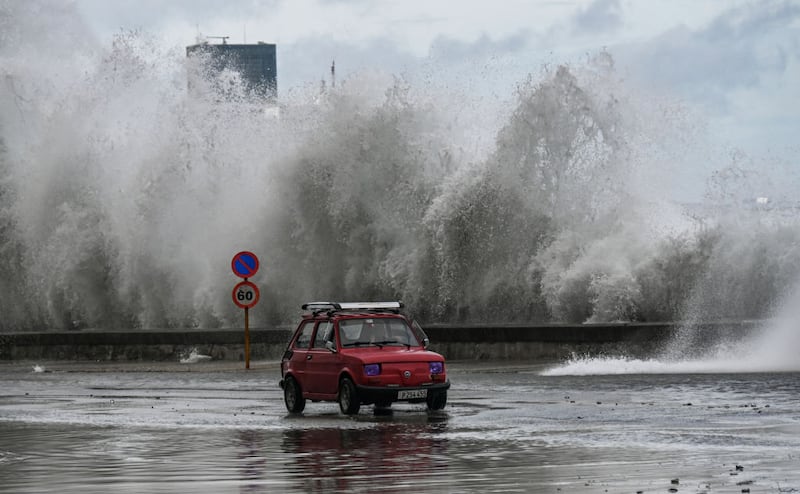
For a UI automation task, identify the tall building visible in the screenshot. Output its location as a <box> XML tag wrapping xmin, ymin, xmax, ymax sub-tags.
<box><xmin>186</xmin><ymin>41</ymin><xmax>277</xmax><ymax>100</ymax></box>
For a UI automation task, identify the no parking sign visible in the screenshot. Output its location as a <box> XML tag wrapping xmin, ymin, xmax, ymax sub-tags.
<box><xmin>231</xmin><ymin>251</ymin><xmax>259</xmax><ymax>279</ymax></box>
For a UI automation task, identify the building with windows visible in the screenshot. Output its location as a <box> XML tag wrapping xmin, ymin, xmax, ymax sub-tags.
<box><xmin>186</xmin><ymin>41</ymin><xmax>277</xmax><ymax>100</ymax></box>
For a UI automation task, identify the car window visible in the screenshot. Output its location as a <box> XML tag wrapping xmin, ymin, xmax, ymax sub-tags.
<box><xmin>387</xmin><ymin>319</ymin><xmax>414</xmax><ymax>345</ymax></box>
<box><xmin>339</xmin><ymin>318</ymin><xmax>418</xmax><ymax>347</ymax></box>
<box><xmin>312</xmin><ymin>321</ymin><xmax>334</xmax><ymax>348</ymax></box>
<box><xmin>294</xmin><ymin>321</ymin><xmax>314</xmax><ymax>349</ymax></box>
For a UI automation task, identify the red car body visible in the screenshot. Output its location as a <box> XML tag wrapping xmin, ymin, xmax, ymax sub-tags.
<box><xmin>279</xmin><ymin>302</ymin><xmax>450</xmax><ymax>414</ymax></box>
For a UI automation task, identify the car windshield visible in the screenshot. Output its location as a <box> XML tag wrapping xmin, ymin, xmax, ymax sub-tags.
<box><xmin>339</xmin><ymin>318</ymin><xmax>419</xmax><ymax>347</ymax></box>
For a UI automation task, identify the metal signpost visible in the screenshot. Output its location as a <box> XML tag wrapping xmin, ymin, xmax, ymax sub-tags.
<box><xmin>231</xmin><ymin>251</ymin><xmax>260</xmax><ymax>369</ymax></box>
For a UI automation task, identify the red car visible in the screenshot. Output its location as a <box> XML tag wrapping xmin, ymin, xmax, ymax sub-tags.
<box><xmin>279</xmin><ymin>302</ymin><xmax>450</xmax><ymax>414</ymax></box>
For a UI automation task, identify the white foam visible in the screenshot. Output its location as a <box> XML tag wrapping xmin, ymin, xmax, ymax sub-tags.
<box><xmin>179</xmin><ymin>349</ymin><xmax>212</xmax><ymax>364</ymax></box>
<box><xmin>542</xmin><ymin>355</ymin><xmax>769</xmax><ymax>376</ymax></box>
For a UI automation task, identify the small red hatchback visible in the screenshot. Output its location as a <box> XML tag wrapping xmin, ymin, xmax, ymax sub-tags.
<box><xmin>279</xmin><ymin>302</ymin><xmax>450</xmax><ymax>414</ymax></box>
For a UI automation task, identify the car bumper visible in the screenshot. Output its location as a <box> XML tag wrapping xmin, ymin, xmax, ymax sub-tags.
<box><xmin>355</xmin><ymin>381</ymin><xmax>450</xmax><ymax>404</ymax></box>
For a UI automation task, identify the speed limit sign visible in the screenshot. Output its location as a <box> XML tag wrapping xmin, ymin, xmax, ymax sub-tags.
<box><xmin>232</xmin><ymin>280</ymin><xmax>260</xmax><ymax>309</ymax></box>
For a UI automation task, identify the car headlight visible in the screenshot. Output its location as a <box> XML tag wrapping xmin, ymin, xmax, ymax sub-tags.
<box><xmin>429</xmin><ymin>362</ymin><xmax>444</xmax><ymax>375</ymax></box>
<box><xmin>364</xmin><ymin>363</ymin><xmax>381</xmax><ymax>376</ymax></box>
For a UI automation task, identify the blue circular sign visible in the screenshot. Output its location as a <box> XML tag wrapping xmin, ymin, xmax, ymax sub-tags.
<box><xmin>231</xmin><ymin>251</ymin><xmax>259</xmax><ymax>279</ymax></box>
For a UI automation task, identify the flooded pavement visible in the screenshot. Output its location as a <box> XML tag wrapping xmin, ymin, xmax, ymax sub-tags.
<box><xmin>0</xmin><ymin>360</ymin><xmax>798</xmax><ymax>493</ymax></box>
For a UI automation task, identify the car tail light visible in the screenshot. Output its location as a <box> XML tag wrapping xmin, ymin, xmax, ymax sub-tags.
<box><xmin>364</xmin><ymin>363</ymin><xmax>381</xmax><ymax>376</ymax></box>
<box><xmin>429</xmin><ymin>362</ymin><xmax>444</xmax><ymax>375</ymax></box>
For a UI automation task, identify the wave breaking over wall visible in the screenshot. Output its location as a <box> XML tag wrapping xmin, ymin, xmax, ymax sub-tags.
<box><xmin>2</xmin><ymin>3</ymin><xmax>800</xmax><ymax>347</ymax></box>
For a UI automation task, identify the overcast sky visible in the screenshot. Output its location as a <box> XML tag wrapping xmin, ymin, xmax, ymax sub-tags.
<box><xmin>70</xmin><ymin>0</ymin><xmax>799</xmax><ymax>163</ymax></box>
<box><xmin>16</xmin><ymin>0</ymin><xmax>793</xmax><ymax>173</ymax></box>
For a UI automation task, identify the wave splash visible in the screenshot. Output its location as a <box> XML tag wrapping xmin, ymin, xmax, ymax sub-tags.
<box><xmin>2</xmin><ymin>3</ymin><xmax>800</xmax><ymax>344</ymax></box>
<box><xmin>543</xmin><ymin>297</ymin><xmax>800</xmax><ymax>376</ymax></box>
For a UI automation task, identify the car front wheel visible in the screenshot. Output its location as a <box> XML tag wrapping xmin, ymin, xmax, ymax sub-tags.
<box><xmin>338</xmin><ymin>377</ymin><xmax>360</xmax><ymax>415</ymax></box>
<box><xmin>427</xmin><ymin>390</ymin><xmax>447</xmax><ymax>411</ymax></box>
<box><xmin>284</xmin><ymin>376</ymin><xmax>306</xmax><ymax>413</ymax></box>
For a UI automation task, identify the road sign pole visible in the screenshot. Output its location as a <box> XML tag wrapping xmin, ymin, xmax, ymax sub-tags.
<box><xmin>231</xmin><ymin>251</ymin><xmax>261</xmax><ymax>371</ymax></box>
<box><xmin>244</xmin><ymin>306</ymin><xmax>251</xmax><ymax>370</ymax></box>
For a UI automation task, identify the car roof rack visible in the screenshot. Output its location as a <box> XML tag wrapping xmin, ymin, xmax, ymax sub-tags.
<box><xmin>301</xmin><ymin>301</ymin><xmax>404</xmax><ymax>316</ymax></box>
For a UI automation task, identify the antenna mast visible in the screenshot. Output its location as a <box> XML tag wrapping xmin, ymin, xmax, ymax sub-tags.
<box><xmin>331</xmin><ymin>60</ymin><xmax>336</xmax><ymax>89</ymax></box>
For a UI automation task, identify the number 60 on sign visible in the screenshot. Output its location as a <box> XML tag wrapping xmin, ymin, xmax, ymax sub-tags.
<box><xmin>232</xmin><ymin>280</ymin><xmax>260</xmax><ymax>309</ymax></box>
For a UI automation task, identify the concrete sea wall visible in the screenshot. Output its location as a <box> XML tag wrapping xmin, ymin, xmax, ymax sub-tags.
<box><xmin>0</xmin><ymin>329</ymin><xmax>292</xmax><ymax>362</ymax></box>
<box><xmin>0</xmin><ymin>321</ymin><xmax>760</xmax><ymax>362</ymax></box>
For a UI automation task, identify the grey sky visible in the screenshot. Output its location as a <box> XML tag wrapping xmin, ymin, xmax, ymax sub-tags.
<box><xmin>23</xmin><ymin>0</ymin><xmax>800</xmax><ymax>165</ymax></box>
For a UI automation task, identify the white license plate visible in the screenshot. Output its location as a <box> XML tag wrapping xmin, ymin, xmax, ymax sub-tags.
<box><xmin>397</xmin><ymin>389</ymin><xmax>427</xmax><ymax>400</ymax></box>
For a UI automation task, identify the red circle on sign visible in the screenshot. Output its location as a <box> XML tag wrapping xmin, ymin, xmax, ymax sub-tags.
<box><xmin>232</xmin><ymin>281</ymin><xmax>260</xmax><ymax>309</ymax></box>
<box><xmin>231</xmin><ymin>251</ymin><xmax>260</xmax><ymax>279</ymax></box>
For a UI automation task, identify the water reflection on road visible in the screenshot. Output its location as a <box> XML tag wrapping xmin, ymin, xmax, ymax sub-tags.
<box><xmin>1</xmin><ymin>361</ymin><xmax>799</xmax><ymax>493</ymax></box>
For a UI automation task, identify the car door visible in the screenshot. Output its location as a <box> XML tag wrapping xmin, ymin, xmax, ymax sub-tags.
<box><xmin>288</xmin><ymin>320</ymin><xmax>315</xmax><ymax>389</ymax></box>
<box><xmin>305</xmin><ymin>320</ymin><xmax>341</xmax><ymax>395</ymax></box>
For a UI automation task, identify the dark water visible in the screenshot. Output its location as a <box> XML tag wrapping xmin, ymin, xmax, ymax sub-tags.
<box><xmin>1</xmin><ymin>361</ymin><xmax>798</xmax><ymax>493</ymax></box>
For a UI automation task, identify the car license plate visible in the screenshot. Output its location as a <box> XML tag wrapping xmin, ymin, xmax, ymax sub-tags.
<box><xmin>398</xmin><ymin>389</ymin><xmax>427</xmax><ymax>400</ymax></box>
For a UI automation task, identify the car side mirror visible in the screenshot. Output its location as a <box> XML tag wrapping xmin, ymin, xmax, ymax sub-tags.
<box><xmin>423</xmin><ymin>337</ymin><xmax>430</xmax><ymax>349</ymax></box>
<box><xmin>325</xmin><ymin>340</ymin><xmax>337</xmax><ymax>353</ymax></box>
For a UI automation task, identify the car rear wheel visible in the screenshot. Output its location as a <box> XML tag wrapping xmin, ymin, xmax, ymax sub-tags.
<box><xmin>427</xmin><ymin>390</ymin><xmax>447</xmax><ymax>411</ymax></box>
<box><xmin>284</xmin><ymin>376</ymin><xmax>305</xmax><ymax>413</ymax></box>
<box><xmin>338</xmin><ymin>377</ymin><xmax>360</xmax><ymax>415</ymax></box>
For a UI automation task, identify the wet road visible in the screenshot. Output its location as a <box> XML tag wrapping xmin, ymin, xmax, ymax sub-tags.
<box><xmin>1</xmin><ymin>360</ymin><xmax>798</xmax><ymax>493</ymax></box>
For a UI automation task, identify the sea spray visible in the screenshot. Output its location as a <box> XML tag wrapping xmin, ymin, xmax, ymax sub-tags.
<box><xmin>2</xmin><ymin>4</ymin><xmax>800</xmax><ymax>340</ymax></box>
